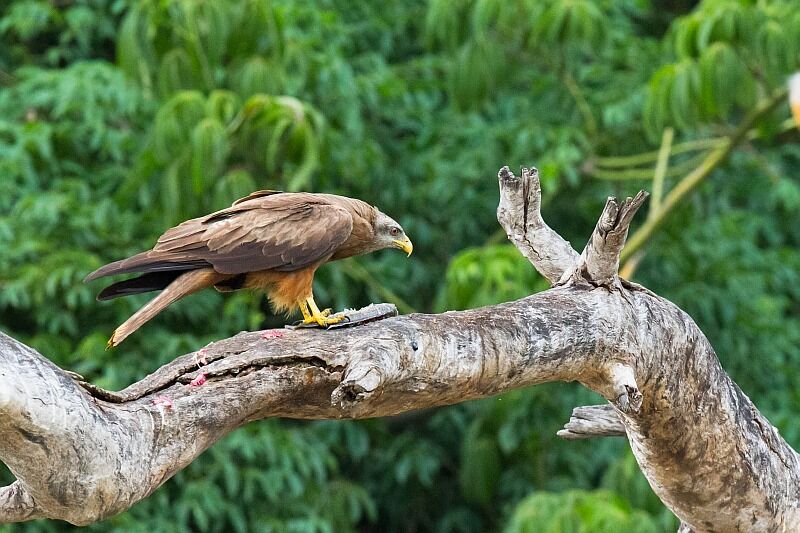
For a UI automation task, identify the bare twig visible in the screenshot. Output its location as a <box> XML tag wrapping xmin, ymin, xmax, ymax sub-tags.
<box><xmin>569</xmin><ymin>192</ymin><xmax>648</xmax><ymax>286</ymax></box>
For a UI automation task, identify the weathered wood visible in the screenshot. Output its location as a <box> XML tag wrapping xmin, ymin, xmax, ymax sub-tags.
<box><xmin>557</xmin><ymin>404</ymin><xmax>626</xmax><ymax>440</ymax></box>
<box><xmin>496</xmin><ymin>166</ymin><xmax>579</xmax><ymax>284</ymax></box>
<box><xmin>569</xmin><ymin>191</ymin><xmax>648</xmax><ymax>287</ymax></box>
<box><xmin>1</xmin><ymin>165</ymin><xmax>798</xmax><ymax>532</ymax></box>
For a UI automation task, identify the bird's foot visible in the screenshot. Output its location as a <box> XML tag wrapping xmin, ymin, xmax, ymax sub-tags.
<box><xmin>299</xmin><ymin>297</ymin><xmax>346</xmax><ymax>328</ymax></box>
<box><xmin>302</xmin><ymin>312</ymin><xmax>345</xmax><ymax>327</ymax></box>
<box><xmin>287</xmin><ymin>303</ymin><xmax>398</xmax><ymax>330</ymax></box>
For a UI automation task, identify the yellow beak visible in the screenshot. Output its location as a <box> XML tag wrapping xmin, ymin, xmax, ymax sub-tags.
<box><xmin>393</xmin><ymin>237</ymin><xmax>413</xmax><ymax>257</ymax></box>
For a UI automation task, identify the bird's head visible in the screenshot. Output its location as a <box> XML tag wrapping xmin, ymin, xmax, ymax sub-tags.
<box><xmin>373</xmin><ymin>211</ymin><xmax>413</xmax><ymax>256</ymax></box>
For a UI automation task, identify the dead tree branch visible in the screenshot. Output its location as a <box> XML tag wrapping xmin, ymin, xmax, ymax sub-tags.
<box><xmin>496</xmin><ymin>166</ymin><xmax>579</xmax><ymax>284</ymax></box>
<box><xmin>570</xmin><ymin>192</ymin><xmax>648</xmax><ymax>287</ymax></box>
<box><xmin>1</xmin><ymin>166</ymin><xmax>798</xmax><ymax>532</ymax></box>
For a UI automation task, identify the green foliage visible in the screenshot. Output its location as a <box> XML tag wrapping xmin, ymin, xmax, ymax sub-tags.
<box><xmin>460</xmin><ymin>418</ymin><xmax>502</xmax><ymax>507</ymax></box>
<box><xmin>530</xmin><ymin>0</ymin><xmax>609</xmax><ymax>50</ymax></box>
<box><xmin>644</xmin><ymin>0</ymin><xmax>800</xmax><ymax>135</ymax></box>
<box><xmin>2</xmin><ymin>0</ymin><xmax>800</xmax><ymax>531</ymax></box>
<box><xmin>0</xmin><ymin>0</ymin><xmax>125</xmax><ymax>69</ymax></box>
<box><xmin>140</xmin><ymin>88</ymin><xmax>322</xmax><ymax>222</ymax></box>
<box><xmin>435</xmin><ymin>245</ymin><xmax>549</xmax><ymax>311</ymax></box>
<box><xmin>505</xmin><ymin>490</ymin><xmax>661</xmax><ymax>533</ymax></box>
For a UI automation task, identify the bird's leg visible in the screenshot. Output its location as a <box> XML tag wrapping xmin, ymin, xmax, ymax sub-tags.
<box><xmin>301</xmin><ymin>300</ymin><xmax>331</xmax><ymax>318</ymax></box>
<box><xmin>302</xmin><ymin>294</ymin><xmax>344</xmax><ymax>327</ymax></box>
<box><xmin>298</xmin><ymin>300</ymin><xmax>313</xmax><ymax>322</ymax></box>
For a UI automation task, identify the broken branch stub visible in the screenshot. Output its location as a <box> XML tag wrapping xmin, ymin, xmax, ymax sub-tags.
<box><xmin>496</xmin><ymin>165</ymin><xmax>579</xmax><ymax>284</ymax></box>
<box><xmin>556</xmin><ymin>404</ymin><xmax>626</xmax><ymax>440</ymax></box>
<box><xmin>566</xmin><ymin>191</ymin><xmax>649</xmax><ymax>287</ymax></box>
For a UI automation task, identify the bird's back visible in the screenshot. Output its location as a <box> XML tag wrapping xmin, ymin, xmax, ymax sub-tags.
<box><xmin>86</xmin><ymin>191</ymin><xmax>376</xmax><ymax>283</ymax></box>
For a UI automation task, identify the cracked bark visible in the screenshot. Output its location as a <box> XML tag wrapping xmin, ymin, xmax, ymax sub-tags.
<box><xmin>1</xmin><ymin>166</ymin><xmax>799</xmax><ymax>531</ymax></box>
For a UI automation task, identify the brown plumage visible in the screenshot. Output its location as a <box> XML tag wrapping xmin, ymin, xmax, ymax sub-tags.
<box><xmin>86</xmin><ymin>190</ymin><xmax>413</xmax><ymax>346</ymax></box>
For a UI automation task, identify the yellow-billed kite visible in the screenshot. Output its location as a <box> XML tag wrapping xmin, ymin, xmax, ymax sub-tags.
<box><xmin>85</xmin><ymin>191</ymin><xmax>413</xmax><ymax>346</ymax></box>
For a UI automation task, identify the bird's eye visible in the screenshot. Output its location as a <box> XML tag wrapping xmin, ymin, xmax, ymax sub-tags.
<box><xmin>389</xmin><ymin>227</ymin><xmax>400</xmax><ymax>236</ymax></box>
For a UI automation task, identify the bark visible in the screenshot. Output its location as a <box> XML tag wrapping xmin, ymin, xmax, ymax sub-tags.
<box><xmin>496</xmin><ymin>166</ymin><xmax>579</xmax><ymax>284</ymax></box>
<box><xmin>557</xmin><ymin>404</ymin><xmax>626</xmax><ymax>440</ymax></box>
<box><xmin>1</xmin><ymin>166</ymin><xmax>798</xmax><ymax>531</ymax></box>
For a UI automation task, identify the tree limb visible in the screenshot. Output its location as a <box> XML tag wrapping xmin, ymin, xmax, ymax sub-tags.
<box><xmin>0</xmin><ymin>288</ymin><xmax>640</xmax><ymax>525</ymax></box>
<box><xmin>2</xmin><ymin>165</ymin><xmax>799</xmax><ymax>532</ymax></box>
<box><xmin>0</xmin><ymin>482</ymin><xmax>39</xmax><ymax>523</ymax></box>
<box><xmin>557</xmin><ymin>404</ymin><xmax>626</xmax><ymax>440</ymax></box>
<box><xmin>568</xmin><ymin>191</ymin><xmax>648</xmax><ymax>288</ymax></box>
<box><xmin>496</xmin><ymin>166</ymin><xmax>579</xmax><ymax>284</ymax></box>
<box><xmin>649</xmin><ymin>127</ymin><xmax>674</xmax><ymax>216</ymax></box>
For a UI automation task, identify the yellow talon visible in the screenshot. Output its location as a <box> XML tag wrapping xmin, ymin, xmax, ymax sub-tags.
<box><xmin>300</xmin><ymin>296</ymin><xmax>344</xmax><ymax>327</ymax></box>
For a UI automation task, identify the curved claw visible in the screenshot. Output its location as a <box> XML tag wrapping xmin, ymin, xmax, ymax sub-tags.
<box><xmin>303</xmin><ymin>309</ymin><xmax>344</xmax><ymax>328</ymax></box>
<box><xmin>302</xmin><ymin>313</ymin><xmax>345</xmax><ymax>327</ymax></box>
<box><xmin>299</xmin><ymin>297</ymin><xmax>345</xmax><ymax>327</ymax></box>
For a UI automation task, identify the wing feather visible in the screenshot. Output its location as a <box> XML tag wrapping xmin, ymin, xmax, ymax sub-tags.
<box><xmin>86</xmin><ymin>192</ymin><xmax>357</xmax><ymax>281</ymax></box>
<box><xmin>152</xmin><ymin>195</ymin><xmax>354</xmax><ymax>274</ymax></box>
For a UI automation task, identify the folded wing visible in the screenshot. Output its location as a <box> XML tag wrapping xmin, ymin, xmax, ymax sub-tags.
<box><xmin>85</xmin><ymin>193</ymin><xmax>355</xmax><ymax>284</ymax></box>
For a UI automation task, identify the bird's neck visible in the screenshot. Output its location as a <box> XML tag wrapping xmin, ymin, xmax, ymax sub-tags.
<box><xmin>331</xmin><ymin>215</ymin><xmax>377</xmax><ymax>261</ymax></box>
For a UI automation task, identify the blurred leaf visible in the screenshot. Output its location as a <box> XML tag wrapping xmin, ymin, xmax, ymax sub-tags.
<box><xmin>505</xmin><ymin>490</ymin><xmax>661</xmax><ymax>533</ymax></box>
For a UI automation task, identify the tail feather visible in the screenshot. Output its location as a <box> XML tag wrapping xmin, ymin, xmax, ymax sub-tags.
<box><xmin>85</xmin><ymin>251</ymin><xmax>209</xmax><ymax>282</ymax></box>
<box><xmin>108</xmin><ymin>268</ymin><xmax>227</xmax><ymax>347</ymax></box>
<box><xmin>97</xmin><ymin>271</ymin><xmax>184</xmax><ymax>301</ymax></box>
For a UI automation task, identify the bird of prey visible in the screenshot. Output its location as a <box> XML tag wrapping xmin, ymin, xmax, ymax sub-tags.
<box><xmin>85</xmin><ymin>190</ymin><xmax>413</xmax><ymax>346</ymax></box>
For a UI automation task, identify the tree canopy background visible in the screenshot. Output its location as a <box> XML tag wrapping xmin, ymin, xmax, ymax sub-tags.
<box><xmin>2</xmin><ymin>0</ymin><xmax>800</xmax><ymax>531</ymax></box>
